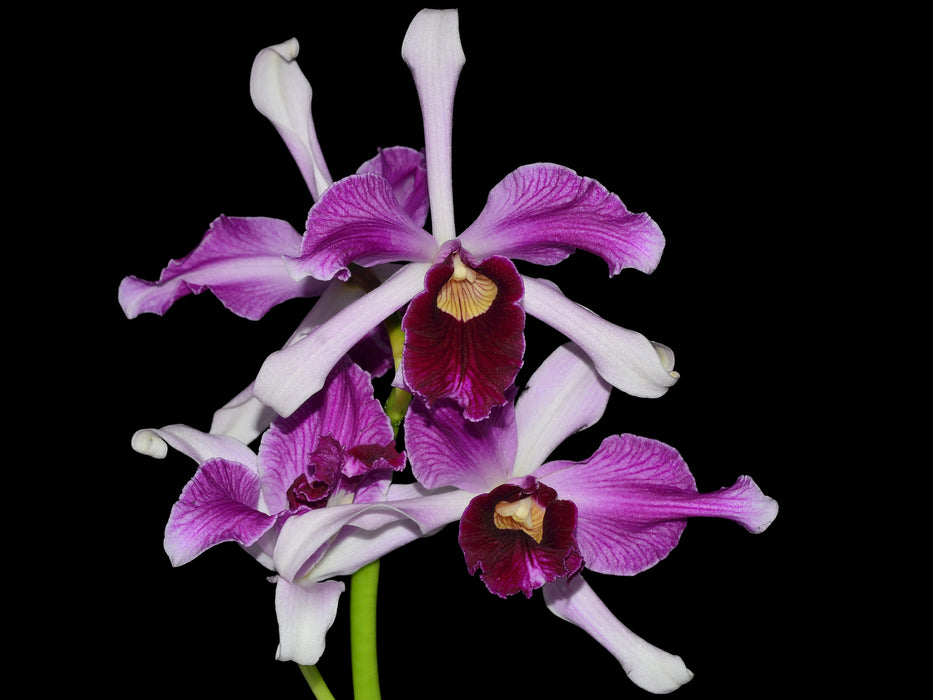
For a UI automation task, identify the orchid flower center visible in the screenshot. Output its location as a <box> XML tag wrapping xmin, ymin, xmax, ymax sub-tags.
<box><xmin>286</xmin><ymin>434</ymin><xmax>344</xmax><ymax>511</ymax></box>
<box><xmin>436</xmin><ymin>254</ymin><xmax>498</xmax><ymax>322</ymax></box>
<box><xmin>493</xmin><ymin>495</ymin><xmax>546</xmax><ymax>543</ymax></box>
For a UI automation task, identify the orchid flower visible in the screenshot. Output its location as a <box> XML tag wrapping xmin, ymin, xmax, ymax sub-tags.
<box><xmin>253</xmin><ymin>9</ymin><xmax>679</xmax><ymax>423</ymax></box>
<box><xmin>394</xmin><ymin>342</ymin><xmax>778</xmax><ymax>693</ymax></box>
<box><xmin>132</xmin><ymin>355</ymin><xmax>468</xmax><ymax>666</ymax></box>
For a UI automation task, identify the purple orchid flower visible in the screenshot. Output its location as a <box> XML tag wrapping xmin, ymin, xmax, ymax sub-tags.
<box><xmin>396</xmin><ymin>341</ymin><xmax>779</xmax><ymax>693</ymax></box>
<box><xmin>132</xmin><ymin>355</ymin><xmax>468</xmax><ymax>666</ymax></box>
<box><xmin>253</xmin><ymin>9</ymin><xmax>678</xmax><ymax>423</ymax></box>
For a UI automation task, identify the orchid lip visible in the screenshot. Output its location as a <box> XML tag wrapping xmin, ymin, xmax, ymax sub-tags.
<box><xmin>436</xmin><ymin>254</ymin><xmax>498</xmax><ymax>321</ymax></box>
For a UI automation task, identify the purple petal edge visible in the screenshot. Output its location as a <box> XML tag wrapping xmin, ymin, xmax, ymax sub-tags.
<box><xmin>459</xmin><ymin>163</ymin><xmax>664</xmax><ymax>275</ymax></box>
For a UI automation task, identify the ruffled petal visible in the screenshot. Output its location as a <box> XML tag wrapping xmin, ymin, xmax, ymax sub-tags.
<box><xmin>250</xmin><ymin>38</ymin><xmax>332</xmax><ymax>200</ymax></box>
<box><xmin>164</xmin><ymin>458</ymin><xmax>277</xmax><ymax>567</ymax></box>
<box><xmin>522</xmin><ymin>275</ymin><xmax>678</xmax><ymax>398</ymax></box>
<box><xmin>401</xmin><ymin>8</ymin><xmax>464</xmax><ymax>244</ymax></box>
<box><xmin>535</xmin><ymin>434</ymin><xmax>778</xmax><ymax>576</ymax></box>
<box><xmin>356</xmin><ymin>146</ymin><xmax>429</xmax><ymax>228</ymax></box>
<box><xmin>254</xmin><ymin>262</ymin><xmax>429</xmax><ymax>418</ymax></box>
<box><xmin>258</xmin><ymin>357</ymin><xmax>398</xmax><ymax>513</ymax></box>
<box><xmin>288</xmin><ymin>173</ymin><xmax>437</xmax><ymax>282</ymax></box>
<box><xmin>459</xmin><ymin>163</ymin><xmax>664</xmax><ymax>275</ymax></box>
<box><xmin>513</xmin><ymin>342</ymin><xmax>611</xmax><ymax>477</ymax></box>
<box><xmin>274</xmin><ymin>577</ymin><xmax>345</xmax><ymax>666</ymax></box>
<box><xmin>402</xmin><ymin>255</ymin><xmax>525</xmax><ymax>421</ymax></box>
<box><xmin>459</xmin><ymin>480</ymin><xmax>583</xmax><ymax>598</ymax></box>
<box><xmin>543</xmin><ymin>576</ymin><xmax>694</xmax><ymax>694</ymax></box>
<box><xmin>119</xmin><ymin>215</ymin><xmax>326</xmax><ymax>320</ymax></box>
<box><xmin>405</xmin><ymin>392</ymin><xmax>517</xmax><ymax>492</ymax></box>
<box><xmin>274</xmin><ymin>488</ymin><xmax>472</xmax><ymax>581</ymax></box>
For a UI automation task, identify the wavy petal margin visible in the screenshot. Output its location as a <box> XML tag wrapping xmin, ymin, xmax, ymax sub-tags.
<box><xmin>459</xmin><ymin>163</ymin><xmax>664</xmax><ymax>275</ymax></box>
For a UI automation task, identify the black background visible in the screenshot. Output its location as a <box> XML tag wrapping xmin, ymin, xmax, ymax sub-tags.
<box><xmin>33</xmin><ymin>3</ymin><xmax>889</xmax><ymax>697</ymax></box>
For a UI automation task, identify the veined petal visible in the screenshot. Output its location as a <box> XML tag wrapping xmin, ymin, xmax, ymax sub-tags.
<box><xmin>534</xmin><ymin>434</ymin><xmax>694</xmax><ymax>576</ymax></box>
<box><xmin>288</xmin><ymin>173</ymin><xmax>437</xmax><ymax>282</ymax></box>
<box><xmin>543</xmin><ymin>576</ymin><xmax>694</xmax><ymax>694</ymax></box>
<box><xmin>513</xmin><ymin>342</ymin><xmax>612</xmax><ymax>478</ymax></box>
<box><xmin>535</xmin><ymin>434</ymin><xmax>779</xmax><ymax>576</ymax></box>
<box><xmin>401</xmin><ymin>9</ymin><xmax>464</xmax><ymax>244</ymax></box>
<box><xmin>356</xmin><ymin>146</ymin><xmax>430</xmax><ymax>228</ymax></box>
<box><xmin>522</xmin><ymin>276</ymin><xmax>678</xmax><ymax>398</ymax></box>
<box><xmin>131</xmin><ymin>424</ymin><xmax>258</xmax><ymax>472</ymax></box>
<box><xmin>459</xmin><ymin>163</ymin><xmax>665</xmax><ymax>275</ymax></box>
<box><xmin>402</xmin><ymin>255</ymin><xmax>525</xmax><ymax>421</ymax></box>
<box><xmin>459</xmin><ymin>480</ymin><xmax>583</xmax><ymax>598</ymax></box>
<box><xmin>274</xmin><ymin>488</ymin><xmax>472</xmax><ymax>581</ymax></box>
<box><xmin>250</xmin><ymin>38</ymin><xmax>332</xmax><ymax>200</ymax></box>
<box><xmin>254</xmin><ymin>263</ymin><xmax>429</xmax><ymax>417</ymax></box>
<box><xmin>274</xmin><ymin>577</ymin><xmax>345</xmax><ymax>666</ymax></box>
<box><xmin>405</xmin><ymin>391</ymin><xmax>517</xmax><ymax>492</ymax></box>
<box><xmin>258</xmin><ymin>357</ymin><xmax>398</xmax><ymax>514</ymax></box>
<box><xmin>119</xmin><ymin>215</ymin><xmax>326</xmax><ymax>320</ymax></box>
<box><xmin>165</xmin><ymin>458</ymin><xmax>277</xmax><ymax>567</ymax></box>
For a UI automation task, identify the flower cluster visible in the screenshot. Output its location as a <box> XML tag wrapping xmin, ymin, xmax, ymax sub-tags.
<box><xmin>121</xmin><ymin>9</ymin><xmax>777</xmax><ymax>695</ymax></box>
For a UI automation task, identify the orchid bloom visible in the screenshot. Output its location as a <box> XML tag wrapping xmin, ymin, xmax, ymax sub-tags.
<box><xmin>132</xmin><ymin>355</ymin><xmax>468</xmax><ymax>665</ymax></box>
<box><xmin>397</xmin><ymin>342</ymin><xmax>778</xmax><ymax>693</ymax></box>
<box><xmin>253</xmin><ymin>9</ymin><xmax>678</xmax><ymax>423</ymax></box>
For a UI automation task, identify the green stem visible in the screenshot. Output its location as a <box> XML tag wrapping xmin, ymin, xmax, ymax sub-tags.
<box><xmin>350</xmin><ymin>560</ymin><xmax>382</xmax><ymax>700</ymax></box>
<box><xmin>342</xmin><ymin>314</ymin><xmax>405</xmax><ymax>700</ymax></box>
<box><xmin>298</xmin><ymin>665</ymin><xmax>336</xmax><ymax>700</ymax></box>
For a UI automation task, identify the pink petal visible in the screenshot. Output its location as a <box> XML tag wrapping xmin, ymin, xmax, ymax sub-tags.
<box><xmin>119</xmin><ymin>215</ymin><xmax>325</xmax><ymax>320</ymax></box>
<box><xmin>459</xmin><ymin>163</ymin><xmax>664</xmax><ymax>275</ymax></box>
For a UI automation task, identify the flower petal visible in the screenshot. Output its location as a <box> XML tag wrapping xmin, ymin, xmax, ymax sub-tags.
<box><xmin>288</xmin><ymin>173</ymin><xmax>437</xmax><ymax>282</ymax></box>
<box><xmin>401</xmin><ymin>8</ymin><xmax>464</xmax><ymax>244</ymax></box>
<box><xmin>459</xmin><ymin>163</ymin><xmax>664</xmax><ymax>275</ymax></box>
<box><xmin>459</xmin><ymin>480</ymin><xmax>583</xmax><ymax>598</ymax></box>
<box><xmin>356</xmin><ymin>146</ymin><xmax>430</xmax><ymax>228</ymax></box>
<box><xmin>250</xmin><ymin>38</ymin><xmax>332</xmax><ymax>200</ymax></box>
<box><xmin>208</xmin><ymin>381</ymin><xmax>277</xmax><ymax>447</ymax></box>
<box><xmin>273</xmin><ymin>488</ymin><xmax>472</xmax><ymax>581</ymax></box>
<box><xmin>522</xmin><ymin>275</ymin><xmax>678</xmax><ymax>398</ymax></box>
<box><xmin>535</xmin><ymin>434</ymin><xmax>779</xmax><ymax>576</ymax></box>
<box><xmin>131</xmin><ymin>424</ymin><xmax>258</xmax><ymax>471</ymax></box>
<box><xmin>165</xmin><ymin>458</ymin><xmax>277</xmax><ymax>567</ymax></box>
<box><xmin>402</xmin><ymin>255</ymin><xmax>525</xmax><ymax>421</ymax></box>
<box><xmin>258</xmin><ymin>357</ymin><xmax>399</xmax><ymax>513</ymax></box>
<box><xmin>274</xmin><ymin>577</ymin><xmax>345</xmax><ymax>666</ymax></box>
<box><xmin>543</xmin><ymin>576</ymin><xmax>694</xmax><ymax>694</ymax></box>
<box><xmin>119</xmin><ymin>215</ymin><xmax>326</xmax><ymax>320</ymax></box>
<box><xmin>405</xmin><ymin>391</ymin><xmax>517</xmax><ymax>492</ymax></box>
<box><xmin>513</xmin><ymin>342</ymin><xmax>612</xmax><ymax>477</ymax></box>
<box><xmin>535</xmin><ymin>435</ymin><xmax>693</xmax><ymax>575</ymax></box>
<box><xmin>254</xmin><ymin>262</ymin><xmax>429</xmax><ymax>418</ymax></box>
